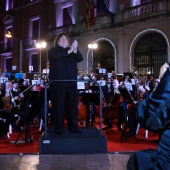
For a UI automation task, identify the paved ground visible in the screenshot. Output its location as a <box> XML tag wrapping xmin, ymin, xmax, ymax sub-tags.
<box><xmin>0</xmin><ymin>153</ymin><xmax>132</xmax><ymax>170</ymax></box>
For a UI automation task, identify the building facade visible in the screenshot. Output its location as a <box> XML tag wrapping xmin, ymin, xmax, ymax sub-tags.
<box><xmin>0</xmin><ymin>0</ymin><xmax>170</xmax><ymax>77</ymax></box>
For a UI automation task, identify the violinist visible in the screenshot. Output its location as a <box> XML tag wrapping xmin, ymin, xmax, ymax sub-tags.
<box><xmin>19</xmin><ymin>80</ymin><xmax>29</xmax><ymax>93</ymax></box>
<box><xmin>113</xmin><ymin>79</ymin><xmax>125</xmax><ymax>131</ymax></box>
<box><xmin>10</xmin><ymin>80</ymin><xmax>26</xmax><ymax>132</ymax></box>
<box><xmin>11</xmin><ymin>80</ymin><xmax>24</xmax><ymax>111</ymax></box>
<box><xmin>0</xmin><ymin>81</ymin><xmax>15</xmax><ymax>136</ymax></box>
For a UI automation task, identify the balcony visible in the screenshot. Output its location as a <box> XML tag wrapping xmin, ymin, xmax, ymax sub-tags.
<box><xmin>123</xmin><ymin>0</ymin><xmax>168</xmax><ymax>23</ymax></box>
<box><xmin>0</xmin><ymin>42</ymin><xmax>14</xmax><ymax>53</ymax></box>
<box><xmin>0</xmin><ymin>37</ymin><xmax>38</xmax><ymax>54</ymax></box>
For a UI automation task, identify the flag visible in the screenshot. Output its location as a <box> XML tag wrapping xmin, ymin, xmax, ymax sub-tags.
<box><xmin>97</xmin><ymin>0</ymin><xmax>111</xmax><ymax>13</ymax></box>
<box><xmin>85</xmin><ymin>0</ymin><xmax>95</xmax><ymax>29</ymax></box>
<box><xmin>97</xmin><ymin>0</ymin><xmax>114</xmax><ymax>25</ymax></box>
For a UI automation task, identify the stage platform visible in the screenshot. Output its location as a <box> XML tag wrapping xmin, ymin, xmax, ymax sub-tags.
<box><xmin>39</xmin><ymin>127</ymin><xmax>107</xmax><ymax>154</ymax></box>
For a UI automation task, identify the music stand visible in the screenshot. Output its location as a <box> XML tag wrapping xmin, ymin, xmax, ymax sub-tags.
<box><xmin>118</xmin><ymin>87</ymin><xmax>137</xmax><ymax>142</ymax></box>
<box><xmin>81</xmin><ymin>93</ymin><xmax>100</xmax><ymax>126</ymax></box>
<box><xmin>118</xmin><ymin>87</ymin><xmax>135</xmax><ymax>104</ymax></box>
<box><xmin>90</xmin><ymin>86</ymin><xmax>99</xmax><ymax>93</ymax></box>
<box><xmin>15</xmin><ymin>90</ymin><xmax>35</xmax><ymax>144</ymax></box>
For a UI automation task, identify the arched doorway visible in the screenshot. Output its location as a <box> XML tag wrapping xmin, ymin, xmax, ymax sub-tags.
<box><xmin>134</xmin><ymin>32</ymin><xmax>167</xmax><ymax>77</ymax></box>
<box><xmin>93</xmin><ymin>40</ymin><xmax>115</xmax><ymax>72</ymax></box>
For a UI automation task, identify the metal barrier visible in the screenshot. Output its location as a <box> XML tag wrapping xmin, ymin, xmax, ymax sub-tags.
<box><xmin>44</xmin><ymin>79</ymin><xmax>103</xmax><ymax>138</ymax></box>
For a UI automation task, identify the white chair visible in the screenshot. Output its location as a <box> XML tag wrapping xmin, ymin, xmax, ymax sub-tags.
<box><xmin>39</xmin><ymin>113</ymin><xmax>51</xmax><ymax>131</ymax></box>
<box><xmin>39</xmin><ymin>119</ymin><xmax>44</xmax><ymax>131</ymax></box>
<box><xmin>136</xmin><ymin>123</ymin><xmax>148</xmax><ymax>138</ymax></box>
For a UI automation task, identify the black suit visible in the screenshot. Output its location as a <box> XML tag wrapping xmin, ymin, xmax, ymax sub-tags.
<box><xmin>48</xmin><ymin>46</ymin><xmax>83</xmax><ymax>134</ymax></box>
<box><xmin>102</xmin><ymin>84</ymin><xmax>114</xmax><ymax>104</ymax></box>
<box><xmin>102</xmin><ymin>84</ymin><xmax>114</xmax><ymax>127</ymax></box>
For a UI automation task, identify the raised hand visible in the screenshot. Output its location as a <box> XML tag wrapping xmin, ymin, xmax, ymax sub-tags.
<box><xmin>159</xmin><ymin>63</ymin><xmax>169</xmax><ymax>79</ymax></box>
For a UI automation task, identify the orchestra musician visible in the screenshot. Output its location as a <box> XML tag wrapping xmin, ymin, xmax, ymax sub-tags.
<box><xmin>42</xmin><ymin>63</ymin><xmax>50</xmax><ymax>74</ymax></box>
<box><xmin>102</xmin><ymin>77</ymin><xmax>114</xmax><ymax>130</ymax></box>
<box><xmin>10</xmin><ymin>80</ymin><xmax>26</xmax><ymax>132</ymax></box>
<box><xmin>83</xmin><ymin>83</ymin><xmax>96</xmax><ymax>127</ymax></box>
<box><xmin>0</xmin><ymin>81</ymin><xmax>17</xmax><ymax>136</ymax></box>
<box><xmin>42</xmin><ymin>63</ymin><xmax>50</xmax><ymax>81</ymax></box>
<box><xmin>102</xmin><ymin>79</ymin><xmax>124</xmax><ymax>131</ymax></box>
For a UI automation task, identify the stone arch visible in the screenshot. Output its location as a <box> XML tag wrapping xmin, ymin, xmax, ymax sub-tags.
<box><xmin>129</xmin><ymin>28</ymin><xmax>170</xmax><ymax>70</ymax></box>
<box><xmin>86</xmin><ymin>38</ymin><xmax>117</xmax><ymax>72</ymax></box>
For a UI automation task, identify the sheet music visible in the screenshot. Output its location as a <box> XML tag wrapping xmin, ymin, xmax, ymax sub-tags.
<box><xmin>77</xmin><ymin>82</ymin><xmax>85</xmax><ymax>90</ymax></box>
<box><xmin>99</xmin><ymin>68</ymin><xmax>106</xmax><ymax>74</ymax></box>
<box><xmin>32</xmin><ymin>80</ymin><xmax>39</xmax><ymax>85</ymax></box>
<box><xmin>0</xmin><ymin>77</ymin><xmax>8</xmax><ymax>83</ymax></box>
<box><xmin>97</xmin><ymin>80</ymin><xmax>106</xmax><ymax>86</ymax></box>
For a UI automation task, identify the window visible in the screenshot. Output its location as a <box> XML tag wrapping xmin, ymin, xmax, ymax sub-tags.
<box><xmin>29</xmin><ymin>16</ymin><xmax>40</xmax><ymax>39</ymax></box>
<box><xmin>31</xmin><ymin>54</ymin><xmax>39</xmax><ymax>72</ymax></box>
<box><xmin>6</xmin><ymin>0</ymin><xmax>13</xmax><ymax>11</ymax></box>
<box><xmin>131</xmin><ymin>0</ymin><xmax>141</xmax><ymax>7</ymax></box>
<box><xmin>5</xmin><ymin>57</ymin><xmax>12</xmax><ymax>72</ymax></box>
<box><xmin>5</xmin><ymin>27</ymin><xmax>13</xmax><ymax>50</ymax></box>
<box><xmin>63</xmin><ymin>7</ymin><xmax>72</xmax><ymax>26</ymax></box>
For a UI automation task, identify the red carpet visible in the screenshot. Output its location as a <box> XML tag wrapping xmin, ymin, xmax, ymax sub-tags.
<box><xmin>105</xmin><ymin>127</ymin><xmax>158</xmax><ymax>152</ymax></box>
<box><xmin>0</xmin><ymin>125</ymin><xmax>39</xmax><ymax>154</ymax></box>
<box><xmin>0</xmin><ymin>121</ymin><xmax>158</xmax><ymax>154</ymax></box>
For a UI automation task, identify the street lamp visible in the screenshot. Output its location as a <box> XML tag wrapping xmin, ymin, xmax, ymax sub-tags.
<box><xmin>88</xmin><ymin>43</ymin><xmax>98</xmax><ymax>69</ymax></box>
<box><xmin>5</xmin><ymin>31</ymin><xmax>23</xmax><ymax>71</ymax></box>
<box><xmin>36</xmin><ymin>41</ymin><xmax>47</xmax><ymax>73</ymax></box>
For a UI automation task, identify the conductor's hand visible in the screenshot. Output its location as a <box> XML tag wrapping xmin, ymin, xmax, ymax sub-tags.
<box><xmin>72</xmin><ymin>40</ymin><xmax>78</xmax><ymax>53</ymax></box>
<box><xmin>159</xmin><ymin>63</ymin><xmax>169</xmax><ymax>79</ymax></box>
<box><xmin>68</xmin><ymin>40</ymin><xmax>78</xmax><ymax>54</ymax></box>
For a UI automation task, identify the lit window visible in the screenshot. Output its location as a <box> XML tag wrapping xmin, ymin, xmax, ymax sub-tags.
<box><xmin>6</xmin><ymin>0</ymin><xmax>13</xmax><ymax>11</ymax></box>
<box><xmin>132</xmin><ymin>0</ymin><xmax>141</xmax><ymax>7</ymax></box>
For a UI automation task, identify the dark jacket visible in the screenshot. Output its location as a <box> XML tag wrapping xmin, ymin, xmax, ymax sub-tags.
<box><xmin>48</xmin><ymin>46</ymin><xmax>83</xmax><ymax>87</ymax></box>
<box><xmin>102</xmin><ymin>84</ymin><xmax>114</xmax><ymax>104</ymax></box>
<box><xmin>128</xmin><ymin>67</ymin><xmax>170</xmax><ymax>170</ymax></box>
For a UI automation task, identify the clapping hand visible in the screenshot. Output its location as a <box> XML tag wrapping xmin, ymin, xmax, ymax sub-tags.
<box><xmin>159</xmin><ymin>63</ymin><xmax>169</xmax><ymax>79</ymax></box>
<box><xmin>71</xmin><ymin>40</ymin><xmax>78</xmax><ymax>53</ymax></box>
<box><xmin>68</xmin><ymin>40</ymin><xmax>78</xmax><ymax>54</ymax></box>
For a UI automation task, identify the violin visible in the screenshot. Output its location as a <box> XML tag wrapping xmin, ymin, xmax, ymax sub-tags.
<box><xmin>2</xmin><ymin>95</ymin><xmax>12</xmax><ymax>111</ymax></box>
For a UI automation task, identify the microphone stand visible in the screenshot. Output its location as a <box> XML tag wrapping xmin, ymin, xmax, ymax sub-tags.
<box><xmin>15</xmin><ymin>84</ymin><xmax>35</xmax><ymax>144</ymax></box>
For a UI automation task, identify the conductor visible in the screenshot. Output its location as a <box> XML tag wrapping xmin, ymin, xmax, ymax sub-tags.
<box><xmin>48</xmin><ymin>33</ymin><xmax>83</xmax><ymax>136</ymax></box>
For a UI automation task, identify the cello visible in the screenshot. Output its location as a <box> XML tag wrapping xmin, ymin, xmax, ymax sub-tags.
<box><xmin>102</xmin><ymin>88</ymin><xmax>123</xmax><ymax>120</ymax></box>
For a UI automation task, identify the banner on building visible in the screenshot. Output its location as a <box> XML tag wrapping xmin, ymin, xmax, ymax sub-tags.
<box><xmin>85</xmin><ymin>0</ymin><xmax>95</xmax><ymax>29</ymax></box>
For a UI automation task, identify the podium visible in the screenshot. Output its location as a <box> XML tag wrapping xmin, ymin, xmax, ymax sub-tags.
<box><xmin>39</xmin><ymin>127</ymin><xmax>107</xmax><ymax>154</ymax></box>
<box><xmin>39</xmin><ymin>90</ymin><xmax>107</xmax><ymax>154</ymax></box>
<box><xmin>39</xmin><ymin>80</ymin><xmax>107</xmax><ymax>154</ymax></box>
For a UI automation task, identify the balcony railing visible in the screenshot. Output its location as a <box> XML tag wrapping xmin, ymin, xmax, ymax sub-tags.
<box><xmin>23</xmin><ymin>37</ymin><xmax>37</xmax><ymax>49</ymax></box>
<box><xmin>0</xmin><ymin>37</ymin><xmax>38</xmax><ymax>54</ymax></box>
<box><xmin>124</xmin><ymin>0</ymin><xmax>168</xmax><ymax>20</ymax></box>
<box><xmin>0</xmin><ymin>42</ymin><xmax>14</xmax><ymax>53</ymax></box>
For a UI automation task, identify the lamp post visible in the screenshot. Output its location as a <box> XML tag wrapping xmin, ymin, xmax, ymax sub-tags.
<box><xmin>36</xmin><ymin>41</ymin><xmax>47</xmax><ymax>73</ymax></box>
<box><xmin>88</xmin><ymin>43</ymin><xmax>98</xmax><ymax>69</ymax></box>
<box><xmin>5</xmin><ymin>31</ymin><xmax>23</xmax><ymax>71</ymax></box>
